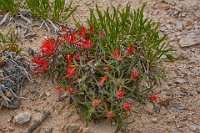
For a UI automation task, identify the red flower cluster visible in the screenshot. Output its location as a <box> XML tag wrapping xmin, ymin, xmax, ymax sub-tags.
<box><xmin>125</xmin><ymin>46</ymin><xmax>135</xmax><ymax>54</ymax></box>
<box><xmin>66</xmin><ymin>53</ymin><xmax>80</xmax><ymax>64</ymax></box>
<box><xmin>117</xmin><ymin>90</ymin><xmax>125</xmax><ymax>99</ymax></box>
<box><xmin>98</xmin><ymin>75</ymin><xmax>108</xmax><ymax>87</ymax></box>
<box><xmin>67</xmin><ymin>86</ymin><xmax>76</xmax><ymax>94</ymax></box>
<box><xmin>93</xmin><ymin>99</ymin><xmax>100</xmax><ymax>108</ymax></box>
<box><xmin>56</xmin><ymin>86</ymin><xmax>64</xmax><ymax>93</ymax></box>
<box><xmin>32</xmin><ymin>57</ymin><xmax>48</xmax><ymax>74</ymax></box>
<box><xmin>65</xmin><ymin>65</ymin><xmax>77</xmax><ymax>78</ymax></box>
<box><xmin>123</xmin><ymin>102</ymin><xmax>132</xmax><ymax>111</ymax></box>
<box><xmin>40</xmin><ymin>38</ymin><xmax>60</xmax><ymax>55</ymax></box>
<box><xmin>113</xmin><ymin>49</ymin><xmax>124</xmax><ymax>61</ymax></box>
<box><xmin>149</xmin><ymin>95</ymin><xmax>158</xmax><ymax>102</ymax></box>
<box><xmin>132</xmin><ymin>71</ymin><xmax>139</xmax><ymax>79</ymax></box>
<box><xmin>104</xmin><ymin>66</ymin><xmax>111</xmax><ymax>71</ymax></box>
<box><xmin>107</xmin><ymin>111</ymin><xmax>114</xmax><ymax>119</ymax></box>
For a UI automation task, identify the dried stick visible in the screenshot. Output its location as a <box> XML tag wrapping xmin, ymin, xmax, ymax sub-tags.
<box><xmin>27</xmin><ymin>111</ymin><xmax>51</xmax><ymax>133</ymax></box>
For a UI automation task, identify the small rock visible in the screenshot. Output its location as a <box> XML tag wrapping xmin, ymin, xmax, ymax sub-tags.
<box><xmin>171</xmin><ymin>102</ymin><xmax>187</xmax><ymax>110</ymax></box>
<box><xmin>175</xmin><ymin>78</ymin><xmax>187</xmax><ymax>84</ymax></box>
<box><xmin>189</xmin><ymin>125</ymin><xmax>197</xmax><ymax>132</ymax></box>
<box><xmin>151</xmin><ymin>118</ymin><xmax>158</xmax><ymax>124</ymax></box>
<box><xmin>175</xmin><ymin>21</ymin><xmax>183</xmax><ymax>30</ymax></box>
<box><xmin>13</xmin><ymin>112</ymin><xmax>31</xmax><ymax>124</ymax></box>
<box><xmin>64</xmin><ymin>124</ymin><xmax>80</xmax><ymax>133</ymax></box>
<box><xmin>179</xmin><ymin>30</ymin><xmax>200</xmax><ymax>47</ymax></box>
<box><xmin>44</xmin><ymin>127</ymin><xmax>53</xmax><ymax>133</ymax></box>
<box><xmin>181</xmin><ymin>13</ymin><xmax>186</xmax><ymax>17</ymax></box>
<box><xmin>145</xmin><ymin>103</ymin><xmax>154</xmax><ymax>113</ymax></box>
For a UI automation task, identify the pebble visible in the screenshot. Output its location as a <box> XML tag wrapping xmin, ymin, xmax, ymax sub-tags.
<box><xmin>44</xmin><ymin>127</ymin><xmax>53</xmax><ymax>133</ymax></box>
<box><xmin>171</xmin><ymin>102</ymin><xmax>187</xmax><ymax>110</ymax></box>
<box><xmin>64</xmin><ymin>124</ymin><xmax>80</xmax><ymax>133</ymax></box>
<box><xmin>189</xmin><ymin>125</ymin><xmax>197</xmax><ymax>132</ymax></box>
<box><xmin>179</xmin><ymin>30</ymin><xmax>200</xmax><ymax>47</ymax></box>
<box><xmin>151</xmin><ymin>118</ymin><xmax>158</xmax><ymax>124</ymax></box>
<box><xmin>13</xmin><ymin>112</ymin><xmax>31</xmax><ymax>124</ymax></box>
<box><xmin>175</xmin><ymin>78</ymin><xmax>187</xmax><ymax>84</ymax></box>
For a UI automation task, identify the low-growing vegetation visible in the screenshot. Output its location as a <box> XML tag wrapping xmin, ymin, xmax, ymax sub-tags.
<box><xmin>26</xmin><ymin>0</ymin><xmax>78</xmax><ymax>23</ymax></box>
<box><xmin>0</xmin><ymin>0</ymin><xmax>20</xmax><ymax>15</ymax></box>
<box><xmin>31</xmin><ymin>4</ymin><xmax>175</xmax><ymax>132</ymax></box>
<box><xmin>0</xmin><ymin>28</ymin><xmax>22</xmax><ymax>53</ymax></box>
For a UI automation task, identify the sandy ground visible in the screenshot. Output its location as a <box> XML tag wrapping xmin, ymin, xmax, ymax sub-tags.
<box><xmin>0</xmin><ymin>0</ymin><xmax>200</xmax><ymax>133</ymax></box>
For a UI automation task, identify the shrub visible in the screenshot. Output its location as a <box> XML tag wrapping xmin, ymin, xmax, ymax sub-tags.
<box><xmin>32</xmin><ymin>4</ymin><xmax>175</xmax><ymax>132</ymax></box>
<box><xmin>0</xmin><ymin>0</ymin><xmax>20</xmax><ymax>15</ymax></box>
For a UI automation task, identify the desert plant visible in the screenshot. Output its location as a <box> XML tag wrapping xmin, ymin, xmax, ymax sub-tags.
<box><xmin>51</xmin><ymin>0</ymin><xmax>77</xmax><ymax>23</ymax></box>
<box><xmin>26</xmin><ymin>0</ymin><xmax>77</xmax><ymax>23</ymax></box>
<box><xmin>0</xmin><ymin>0</ymin><xmax>20</xmax><ymax>15</ymax></box>
<box><xmin>0</xmin><ymin>28</ymin><xmax>22</xmax><ymax>53</ymax></box>
<box><xmin>26</xmin><ymin>0</ymin><xmax>51</xmax><ymax>19</ymax></box>
<box><xmin>32</xmin><ymin>4</ymin><xmax>175</xmax><ymax>132</ymax></box>
<box><xmin>84</xmin><ymin>4</ymin><xmax>175</xmax><ymax>65</ymax></box>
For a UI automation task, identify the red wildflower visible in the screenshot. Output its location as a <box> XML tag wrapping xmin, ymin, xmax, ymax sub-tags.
<box><xmin>60</xmin><ymin>33</ymin><xmax>76</xmax><ymax>44</ymax></box>
<box><xmin>149</xmin><ymin>95</ymin><xmax>158</xmax><ymax>101</ymax></box>
<box><xmin>99</xmin><ymin>31</ymin><xmax>105</xmax><ymax>39</ymax></box>
<box><xmin>93</xmin><ymin>99</ymin><xmax>100</xmax><ymax>107</ymax></box>
<box><xmin>79</xmin><ymin>26</ymin><xmax>86</xmax><ymax>36</ymax></box>
<box><xmin>113</xmin><ymin>49</ymin><xmax>124</xmax><ymax>61</ymax></box>
<box><xmin>65</xmin><ymin>65</ymin><xmax>77</xmax><ymax>78</ymax></box>
<box><xmin>123</xmin><ymin>102</ymin><xmax>132</xmax><ymax>111</ymax></box>
<box><xmin>40</xmin><ymin>38</ymin><xmax>58</xmax><ymax>55</ymax></box>
<box><xmin>98</xmin><ymin>75</ymin><xmax>108</xmax><ymax>87</ymax></box>
<box><xmin>67</xmin><ymin>86</ymin><xmax>76</xmax><ymax>94</ymax></box>
<box><xmin>68</xmin><ymin>33</ymin><xmax>76</xmax><ymax>43</ymax></box>
<box><xmin>125</xmin><ymin>46</ymin><xmax>135</xmax><ymax>54</ymax></box>
<box><xmin>75</xmin><ymin>53</ymin><xmax>81</xmax><ymax>60</ymax></box>
<box><xmin>104</xmin><ymin>66</ymin><xmax>111</xmax><ymax>71</ymax></box>
<box><xmin>66</xmin><ymin>54</ymin><xmax>74</xmax><ymax>64</ymax></box>
<box><xmin>89</xmin><ymin>25</ymin><xmax>94</xmax><ymax>32</ymax></box>
<box><xmin>56</xmin><ymin>86</ymin><xmax>64</xmax><ymax>93</ymax></box>
<box><xmin>107</xmin><ymin>111</ymin><xmax>114</xmax><ymax>119</ymax></box>
<box><xmin>32</xmin><ymin>57</ymin><xmax>48</xmax><ymax>74</ymax></box>
<box><xmin>81</xmin><ymin>39</ymin><xmax>93</xmax><ymax>49</ymax></box>
<box><xmin>117</xmin><ymin>90</ymin><xmax>125</xmax><ymax>99</ymax></box>
<box><xmin>132</xmin><ymin>71</ymin><xmax>139</xmax><ymax>79</ymax></box>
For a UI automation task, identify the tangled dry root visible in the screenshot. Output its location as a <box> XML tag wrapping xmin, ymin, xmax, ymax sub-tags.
<box><xmin>0</xmin><ymin>51</ymin><xmax>31</xmax><ymax>109</ymax></box>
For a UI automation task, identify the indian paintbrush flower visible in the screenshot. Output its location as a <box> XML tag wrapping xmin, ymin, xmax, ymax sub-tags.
<box><xmin>107</xmin><ymin>111</ymin><xmax>114</xmax><ymax>119</ymax></box>
<box><xmin>32</xmin><ymin>57</ymin><xmax>48</xmax><ymax>74</ymax></box>
<box><xmin>104</xmin><ymin>66</ymin><xmax>111</xmax><ymax>71</ymax></box>
<box><xmin>93</xmin><ymin>99</ymin><xmax>100</xmax><ymax>107</ymax></box>
<box><xmin>98</xmin><ymin>75</ymin><xmax>108</xmax><ymax>87</ymax></box>
<box><xmin>113</xmin><ymin>49</ymin><xmax>124</xmax><ymax>61</ymax></box>
<box><xmin>40</xmin><ymin>38</ymin><xmax>60</xmax><ymax>55</ymax></box>
<box><xmin>125</xmin><ymin>46</ymin><xmax>135</xmax><ymax>54</ymax></box>
<box><xmin>123</xmin><ymin>102</ymin><xmax>132</xmax><ymax>111</ymax></box>
<box><xmin>132</xmin><ymin>71</ymin><xmax>139</xmax><ymax>79</ymax></box>
<box><xmin>117</xmin><ymin>90</ymin><xmax>125</xmax><ymax>99</ymax></box>
<box><xmin>65</xmin><ymin>65</ymin><xmax>77</xmax><ymax>78</ymax></box>
<box><xmin>149</xmin><ymin>95</ymin><xmax>158</xmax><ymax>101</ymax></box>
<box><xmin>67</xmin><ymin>86</ymin><xmax>76</xmax><ymax>94</ymax></box>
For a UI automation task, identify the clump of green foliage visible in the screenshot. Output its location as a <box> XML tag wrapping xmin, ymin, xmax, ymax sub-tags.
<box><xmin>0</xmin><ymin>28</ymin><xmax>22</xmax><ymax>53</ymax></box>
<box><xmin>26</xmin><ymin>0</ymin><xmax>78</xmax><ymax>23</ymax></box>
<box><xmin>0</xmin><ymin>0</ymin><xmax>20</xmax><ymax>15</ymax></box>
<box><xmin>31</xmin><ymin>4</ymin><xmax>175</xmax><ymax>133</ymax></box>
